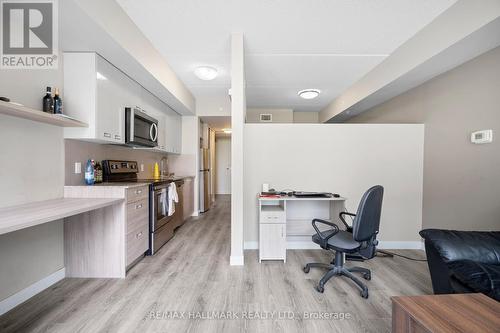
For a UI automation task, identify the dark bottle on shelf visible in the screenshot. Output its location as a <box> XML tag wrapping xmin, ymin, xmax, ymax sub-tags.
<box><xmin>53</xmin><ymin>87</ymin><xmax>63</xmax><ymax>114</ymax></box>
<box><xmin>94</xmin><ymin>161</ymin><xmax>103</xmax><ymax>183</ymax></box>
<box><xmin>42</xmin><ymin>86</ymin><xmax>54</xmax><ymax>113</ymax></box>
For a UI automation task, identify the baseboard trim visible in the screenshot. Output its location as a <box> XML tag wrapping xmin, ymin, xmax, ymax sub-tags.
<box><xmin>378</xmin><ymin>241</ymin><xmax>424</xmax><ymax>250</ymax></box>
<box><xmin>230</xmin><ymin>255</ymin><xmax>244</xmax><ymax>266</ymax></box>
<box><xmin>0</xmin><ymin>268</ymin><xmax>65</xmax><ymax>316</ymax></box>
<box><xmin>244</xmin><ymin>240</ymin><xmax>424</xmax><ymax>250</ymax></box>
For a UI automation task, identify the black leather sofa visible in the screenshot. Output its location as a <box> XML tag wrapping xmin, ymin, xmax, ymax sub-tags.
<box><xmin>419</xmin><ymin>229</ymin><xmax>500</xmax><ymax>301</ymax></box>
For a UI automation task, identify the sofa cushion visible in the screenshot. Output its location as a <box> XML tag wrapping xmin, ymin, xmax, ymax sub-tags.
<box><xmin>447</xmin><ymin>260</ymin><xmax>500</xmax><ymax>301</ymax></box>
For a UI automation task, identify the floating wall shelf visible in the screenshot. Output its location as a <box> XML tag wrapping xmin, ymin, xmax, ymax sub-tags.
<box><xmin>0</xmin><ymin>101</ymin><xmax>88</xmax><ymax>127</ymax></box>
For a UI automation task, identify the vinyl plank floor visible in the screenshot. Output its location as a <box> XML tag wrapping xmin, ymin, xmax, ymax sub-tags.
<box><xmin>0</xmin><ymin>195</ymin><xmax>432</xmax><ymax>333</ymax></box>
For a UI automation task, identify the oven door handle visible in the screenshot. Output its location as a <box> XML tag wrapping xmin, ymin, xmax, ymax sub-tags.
<box><xmin>150</xmin><ymin>123</ymin><xmax>158</xmax><ymax>142</ymax></box>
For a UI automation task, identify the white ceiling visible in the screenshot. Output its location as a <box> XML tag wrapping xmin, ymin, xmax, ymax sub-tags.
<box><xmin>117</xmin><ymin>0</ymin><xmax>456</xmax><ymax>113</ymax></box>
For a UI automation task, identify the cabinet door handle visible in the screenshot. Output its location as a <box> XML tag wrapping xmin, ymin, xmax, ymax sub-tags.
<box><xmin>136</xmin><ymin>231</ymin><xmax>143</xmax><ymax>239</ymax></box>
<box><xmin>104</xmin><ymin>132</ymin><xmax>111</xmax><ymax>138</ymax></box>
<box><xmin>135</xmin><ymin>204</ymin><xmax>143</xmax><ymax>209</ymax></box>
<box><xmin>281</xmin><ymin>226</ymin><xmax>284</xmax><ymax>238</ymax></box>
<box><xmin>115</xmin><ymin>135</ymin><xmax>121</xmax><ymax>140</ymax></box>
<box><xmin>135</xmin><ymin>190</ymin><xmax>142</xmax><ymax>194</ymax></box>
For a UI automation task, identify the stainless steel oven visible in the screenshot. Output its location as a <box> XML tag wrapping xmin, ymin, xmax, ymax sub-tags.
<box><xmin>125</xmin><ymin>107</ymin><xmax>158</xmax><ymax>147</ymax></box>
<box><xmin>149</xmin><ymin>182</ymin><xmax>175</xmax><ymax>254</ymax></box>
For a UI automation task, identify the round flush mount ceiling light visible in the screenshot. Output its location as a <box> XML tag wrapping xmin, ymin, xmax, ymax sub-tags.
<box><xmin>194</xmin><ymin>66</ymin><xmax>218</xmax><ymax>80</ymax></box>
<box><xmin>298</xmin><ymin>89</ymin><xmax>320</xmax><ymax>100</ymax></box>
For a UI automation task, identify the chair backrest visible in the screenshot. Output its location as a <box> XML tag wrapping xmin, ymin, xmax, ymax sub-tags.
<box><xmin>352</xmin><ymin>186</ymin><xmax>384</xmax><ymax>242</ymax></box>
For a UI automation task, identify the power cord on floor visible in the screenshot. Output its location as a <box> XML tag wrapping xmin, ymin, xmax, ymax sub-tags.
<box><xmin>377</xmin><ymin>250</ymin><xmax>427</xmax><ymax>262</ymax></box>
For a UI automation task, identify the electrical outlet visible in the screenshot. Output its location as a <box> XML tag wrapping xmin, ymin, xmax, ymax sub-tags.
<box><xmin>140</xmin><ymin>164</ymin><xmax>144</xmax><ymax>172</ymax></box>
<box><xmin>75</xmin><ymin>162</ymin><xmax>81</xmax><ymax>174</ymax></box>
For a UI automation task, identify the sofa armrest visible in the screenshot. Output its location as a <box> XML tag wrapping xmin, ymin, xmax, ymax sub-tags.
<box><xmin>423</xmin><ymin>240</ymin><xmax>455</xmax><ymax>294</ymax></box>
<box><xmin>419</xmin><ymin>229</ymin><xmax>500</xmax><ymax>265</ymax></box>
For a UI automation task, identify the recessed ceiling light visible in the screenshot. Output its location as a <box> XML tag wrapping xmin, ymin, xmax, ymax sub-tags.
<box><xmin>222</xmin><ymin>128</ymin><xmax>232</xmax><ymax>134</ymax></box>
<box><xmin>298</xmin><ymin>89</ymin><xmax>320</xmax><ymax>100</ymax></box>
<box><xmin>194</xmin><ymin>66</ymin><xmax>218</xmax><ymax>80</ymax></box>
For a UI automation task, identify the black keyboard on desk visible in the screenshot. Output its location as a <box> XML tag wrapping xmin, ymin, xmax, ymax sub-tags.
<box><xmin>293</xmin><ymin>192</ymin><xmax>334</xmax><ymax>198</ymax></box>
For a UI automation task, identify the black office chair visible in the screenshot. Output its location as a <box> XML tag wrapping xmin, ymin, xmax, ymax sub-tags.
<box><xmin>303</xmin><ymin>185</ymin><xmax>384</xmax><ymax>298</ymax></box>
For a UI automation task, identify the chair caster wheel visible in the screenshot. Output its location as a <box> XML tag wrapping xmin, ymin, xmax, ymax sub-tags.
<box><xmin>360</xmin><ymin>289</ymin><xmax>369</xmax><ymax>299</ymax></box>
<box><xmin>363</xmin><ymin>273</ymin><xmax>371</xmax><ymax>280</ymax></box>
<box><xmin>316</xmin><ymin>285</ymin><xmax>324</xmax><ymax>293</ymax></box>
<box><xmin>303</xmin><ymin>265</ymin><xmax>310</xmax><ymax>274</ymax></box>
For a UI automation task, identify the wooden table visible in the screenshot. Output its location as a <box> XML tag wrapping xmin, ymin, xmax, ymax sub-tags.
<box><xmin>392</xmin><ymin>293</ymin><xmax>500</xmax><ymax>333</ymax></box>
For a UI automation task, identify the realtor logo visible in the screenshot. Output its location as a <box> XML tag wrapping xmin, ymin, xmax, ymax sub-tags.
<box><xmin>1</xmin><ymin>0</ymin><xmax>58</xmax><ymax>69</ymax></box>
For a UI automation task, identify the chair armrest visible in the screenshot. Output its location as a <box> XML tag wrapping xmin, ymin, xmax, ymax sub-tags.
<box><xmin>312</xmin><ymin>219</ymin><xmax>339</xmax><ymax>248</ymax></box>
<box><xmin>339</xmin><ymin>212</ymin><xmax>355</xmax><ymax>231</ymax></box>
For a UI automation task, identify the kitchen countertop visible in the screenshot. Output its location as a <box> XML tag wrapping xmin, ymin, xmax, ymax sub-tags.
<box><xmin>65</xmin><ymin>176</ymin><xmax>196</xmax><ymax>189</ymax></box>
<box><xmin>0</xmin><ymin>197</ymin><xmax>124</xmax><ymax>235</ymax></box>
<box><xmin>90</xmin><ymin>182</ymin><xmax>151</xmax><ymax>188</ymax></box>
<box><xmin>168</xmin><ymin>175</ymin><xmax>195</xmax><ymax>181</ymax></box>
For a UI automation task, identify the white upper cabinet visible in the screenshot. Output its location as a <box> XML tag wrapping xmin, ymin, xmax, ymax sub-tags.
<box><xmin>165</xmin><ymin>107</ymin><xmax>182</xmax><ymax>154</ymax></box>
<box><xmin>171</xmin><ymin>111</ymin><xmax>182</xmax><ymax>154</ymax></box>
<box><xmin>64</xmin><ymin>52</ymin><xmax>182</xmax><ymax>152</ymax></box>
<box><xmin>141</xmin><ymin>90</ymin><xmax>182</xmax><ymax>154</ymax></box>
<box><xmin>63</xmin><ymin>52</ymin><xmax>137</xmax><ymax>143</ymax></box>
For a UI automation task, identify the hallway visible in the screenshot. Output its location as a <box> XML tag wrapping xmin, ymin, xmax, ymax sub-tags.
<box><xmin>0</xmin><ymin>195</ymin><xmax>430</xmax><ymax>333</ymax></box>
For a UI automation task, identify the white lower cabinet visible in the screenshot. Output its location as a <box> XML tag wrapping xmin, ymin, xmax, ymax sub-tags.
<box><xmin>259</xmin><ymin>223</ymin><xmax>286</xmax><ymax>262</ymax></box>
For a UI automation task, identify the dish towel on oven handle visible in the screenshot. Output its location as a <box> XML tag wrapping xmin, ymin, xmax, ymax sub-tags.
<box><xmin>160</xmin><ymin>188</ymin><xmax>168</xmax><ymax>216</ymax></box>
<box><xmin>168</xmin><ymin>182</ymin><xmax>179</xmax><ymax>216</ymax></box>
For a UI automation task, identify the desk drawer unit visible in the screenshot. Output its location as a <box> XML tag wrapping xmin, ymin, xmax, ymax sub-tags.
<box><xmin>259</xmin><ymin>202</ymin><xmax>287</xmax><ymax>262</ymax></box>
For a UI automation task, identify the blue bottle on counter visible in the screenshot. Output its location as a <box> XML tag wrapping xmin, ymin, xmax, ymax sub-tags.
<box><xmin>85</xmin><ymin>159</ymin><xmax>95</xmax><ymax>185</ymax></box>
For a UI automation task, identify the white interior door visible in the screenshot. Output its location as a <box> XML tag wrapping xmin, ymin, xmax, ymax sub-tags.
<box><xmin>215</xmin><ymin>137</ymin><xmax>231</xmax><ymax>194</ymax></box>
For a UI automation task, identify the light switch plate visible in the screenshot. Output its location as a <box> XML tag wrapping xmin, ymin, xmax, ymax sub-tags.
<box><xmin>140</xmin><ymin>164</ymin><xmax>144</xmax><ymax>172</ymax></box>
<box><xmin>75</xmin><ymin>162</ymin><xmax>81</xmax><ymax>174</ymax></box>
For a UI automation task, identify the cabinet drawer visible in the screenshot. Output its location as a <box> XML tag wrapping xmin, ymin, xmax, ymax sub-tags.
<box><xmin>126</xmin><ymin>198</ymin><xmax>149</xmax><ymax>232</ymax></box>
<box><xmin>126</xmin><ymin>186</ymin><xmax>148</xmax><ymax>204</ymax></box>
<box><xmin>259</xmin><ymin>211</ymin><xmax>286</xmax><ymax>224</ymax></box>
<box><xmin>126</xmin><ymin>223</ymin><xmax>148</xmax><ymax>267</ymax></box>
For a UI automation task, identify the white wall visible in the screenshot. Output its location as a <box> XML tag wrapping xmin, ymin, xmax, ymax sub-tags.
<box><xmin>348</xmin><ymin>46</ymin><xmax>500</xmax><ymax>232</ymax></box>
<box><xmin>293</xmin><ymin>111</ymin><xmax>319</xmax><ymax>123</ymax></box>
<box><xmin>246</xmin><ymin>108</ymin><xmax>293</xmax><ymax>123</ymax></box>
<box><xmin>215</xmin><ymin>137</ymin><xmax>231</xmax><ymax>194</ymax></box>
<box><xmin>243</xmin><ymin>124</ymin><xmax>424</xmax><ymax>245</ymax></box>
<box><xmin>0</xmin><ymin>115</ymin><xmax>65</xmax><ymax>303</ymax></box>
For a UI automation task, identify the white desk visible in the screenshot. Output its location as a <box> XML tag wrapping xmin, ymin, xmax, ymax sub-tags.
<box><xmin>258</xmin><ymin>195</ymin><xmax>346</xmax><ymax>262</ymax></box>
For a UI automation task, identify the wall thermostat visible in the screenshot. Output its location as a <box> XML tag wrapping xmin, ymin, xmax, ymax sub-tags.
<box><xmin>471</xmin><ymin>129</ymin><xmax>493</xmax><ymax>144</ymax></box>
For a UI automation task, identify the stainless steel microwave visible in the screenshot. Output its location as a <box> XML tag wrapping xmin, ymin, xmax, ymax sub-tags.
<box><xmin>125</xmin><ymin>107</ymin><xmax>158</xmax><ymax>147</ymax></box>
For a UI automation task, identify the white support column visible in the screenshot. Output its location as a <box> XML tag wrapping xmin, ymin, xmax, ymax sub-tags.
<box><xmin>230</xmin><ymin>33</ymin><xmax>246</xmax><ymax>266</ymax></box>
